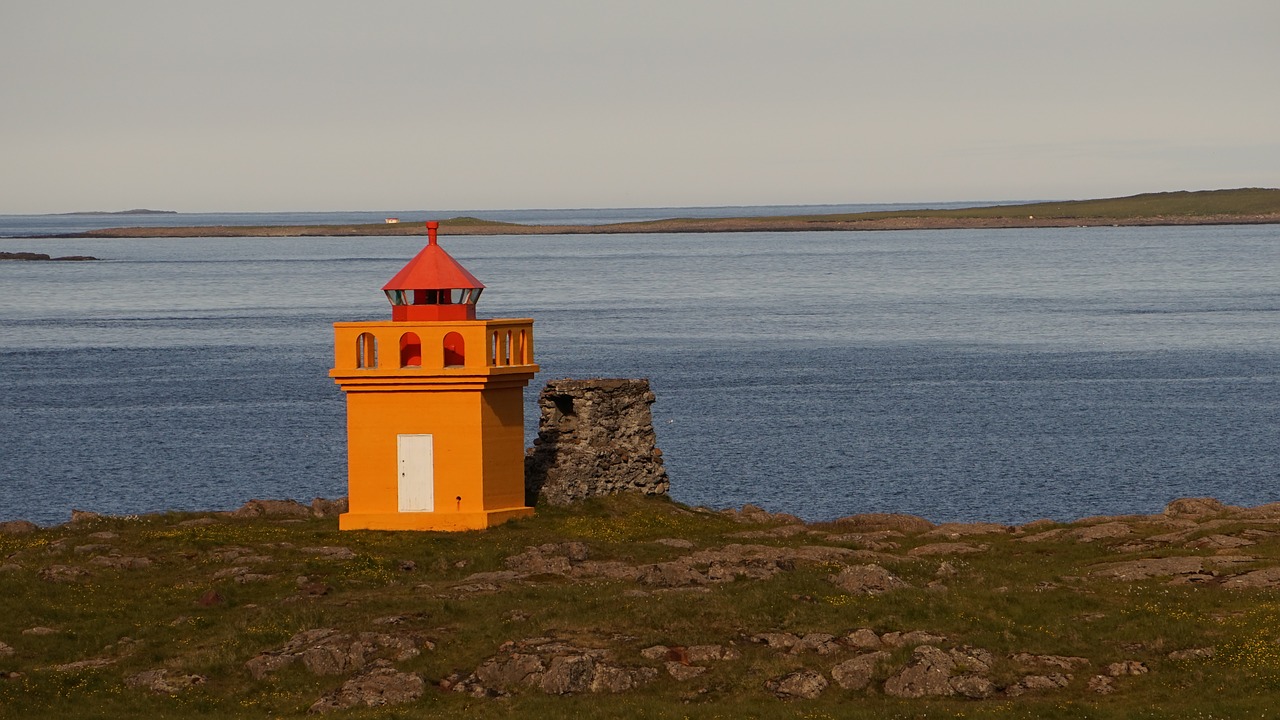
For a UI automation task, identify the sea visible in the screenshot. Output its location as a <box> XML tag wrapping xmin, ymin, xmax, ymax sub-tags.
<box><xmin>2</xmin><ymin>206</ymin><xmax>1278</xmax><ymax>527</ymax></box>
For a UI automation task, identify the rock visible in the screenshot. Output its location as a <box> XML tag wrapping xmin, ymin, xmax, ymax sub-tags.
<box><xmin>0</xmin><ymin>520</ymin><xmax>39</xmax><ymax>535</ymax></box>
<box><xmin>791</xmin><ymin>633</ymin><xmax>841</xmax><ymax>655</ymax></box>
<box><xmin>926</xmin><ymin>522</ymin><xmax>1010</xmax><ymax>538</ymax></box>
<box><xmin>951</xmin><ymin>674</ymin><xmax>997</xmax><ymax>699</ymax></box>
<box><xmin>883</xmin><ymin>646</ymin><xmax>957</xmax><ymax>698</ymax></box>
<box><xmin>52</xmin><ymin>657</ymin><xmax>116</xmax><ymax>671</ymax></box>
<box><xmin>653</xmin><ymin>538</ymin><xmax>694</xmax><ymax>548</ymax></box>
<box><xmin>246</xmin><ymin>629</ymin><xmax>423</xmax><ymax>680</ymax></box>
<box><xmin>232</xmin><ymin>499</ymin><xmax>311</xmax><ymax>519</ymax></box>
<box><xmin>948</xmin><ymin>646</ymin><xmax>995</xmax><ymax>673</ymax></box>
<box><xmin>750</xmin><ymin>632</ymin><xmax>800</xmax><ymax>650</ymax></box>
<box><xmin>196</xmin><ymin>590</ymin><xmax>224</xmax><ymax>607</ymax></box>
<box><xmin>0</xmin><ymin>641</ymin><xmax>13</xmax><ymax>657</ymax></box>
<box><xmin>828</xmin><ymin>564</ymin><xmax>909</xmax><ymax>595</ymax></box>
<box><xmin>1186</xmin><ymin>534</ymin><xmax>1255</xmax><ymax>550</ymax></box>
<box><xmin>309</xmin><ymin>665</ymin><xmax>425</xmax><ymax>713</ymax></box>
<box><xmin>720</xmin><ymin>504</ymin><xmax>804</xmax><ymax>525</ymax></box>
<box><xmin>908</xmin><ymin>542</ymin><xmax>987</xmax><ymax>557</ymax></box>
<box><xmin>827</xmin><ymin>532</ymin><xmax>902</xmax><ymax>551</ymax></box>
<box><xmin>685</xmin><ymin>644</ymin><xmax>740</xmax><ymax>662</ymax></box>
<box><xmin>1006</xmin><ymin>673</ymin><xmax>1071</xmax><ymax>695</ymax></box>
<box><xmin>1168</xmin><ymin>647</ymin><xmax>1215</xmax><ymax>661</ymax></box>
<box><xmin>1223</xmin><ymin>567</ymin><xmax>1280</xmax><ymax>589</ymax></box>
<box><xmin>310</xmin><ymin>497</ymin><xmax>348</xmax><ymax>518</ymax></box>
<box><xmin>1087</xmin><ymin>675</ymin><xmax>1115</xmax><ymax>694</ymax></box>
<box><xmin>1106</xmin><ymin>660</ymin><xmax>1149</xmax><ymax>676</ymax></box>
<box><xmin>125</xmin><ymin>669</ymin><xmax>206</xmax><ymax>694</ymax></box>
<box><xmin>1165</xmin><ymin>497</ymin><xmax>1229</xmax><ymax>518</ymax></box>
<box><xmin>767</xmin><ymin>669</ymin><xmax>828</xmax><ymax>699</ymax></box>
<box><xmin>830</xmin><ymin>513</ymin><xmax>934</xmax><ymax>534</ymax></box>
<box><xmin>845</xmin><ymin>628</ymin><xmax>883</xmax><ymax>650</ymax></box>
<box><xmin>462</xmin><ymin>640</ymin><xmax>654</xmax><ymax>696</ymax></box>
<box><xmin>524</xmin><ymin>378</ymin><xmax>670</xmax><ymax>505</ymax></box>
<box><xmin>592</xmin><ymin>664</ymin><xmax>657</xmax><ymax>692</ymax></box>
<box><xmin>23</xmin><ymin>627</ymin><xmax>56</xmax><ymax>636</ymax></box>
<box><xmin>476</xmin><ymin>653</ymin><xmax>545</xmax><ymax>688</ymax></box>
<box><xmin>88</xmin><ymin>555</ymin><xmax>152</xmax><ymax>570</ymax></box>
<box><xmin>504</xmin><ymin>542</ymin><xmax>589</xmax><ymax>575</ymax></box>
<box><xmin>1090</xmin><ymin>556</ymin><xmax>1205</xmax><ymax>580</ymax></box>
<box><xmin>664</xmin><ymin>662</ymin><xmax>707</xmax><ymax>681</ymax></box>
<box><xmin>69</xmin><ymin>509</ymin><xmax>102</xmax><ymax>525</ymax></box>
<box><xmin>1011</xmin><ymin>653</ymin><xmax>1089</xmax><ymax>671</ymax></box>
<box><xmin>301</xmin><ymin>546</ymin><xmax>357</xmax><ymax>560</ymax></box>
<box><xmin>1070</xmin><ymin>522</ymin><xmax>1133</xmax><ymax>542</ymax></box>
<box><xmin>831</xmin><ymin>651</ymin><xmax>890</xmax><ymax>690</ymax></box>
<box><xmin>636</xmin><ymin>562</ymin><xmax>709</xmax><ymax>587</ymax></box>
<box><xmin>640</xmin><ymin>645</ymin><xmax>670</xmax><ymax>660</ymax></box>
<box><xmin>38</xmin><ymin>565</ymin><xmax>89</xmax><ymax>583</ymax></box>
<box><xmin>730</xmin><ymin>524</ymin><xmax>813</xmax><ymax>539</ymax></box>
<box><xmin>539</xmin><ymin>654</ymin><xmax>597</xmax><ymax>694</ymax></box>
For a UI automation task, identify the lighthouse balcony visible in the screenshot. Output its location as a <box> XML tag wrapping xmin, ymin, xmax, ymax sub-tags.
<box><xmin>331</xmin><ymin>319</ymin><xmax>535</xmax><ymax>376</ymax></box>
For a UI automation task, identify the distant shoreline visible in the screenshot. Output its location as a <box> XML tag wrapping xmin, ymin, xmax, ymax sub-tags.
<box><xmin>16</xmin><ymin>188</ymin><xmax>1280</xmax><ymax>239</ymax></box>
<box><xmin>27</xmin><ymin>213</ymin><xmax>1280</xmax><ymax>240</ymax></box>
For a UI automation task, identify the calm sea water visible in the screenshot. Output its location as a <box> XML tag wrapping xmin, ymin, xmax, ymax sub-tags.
<box><xmin>2</xmin><ymin>221</ymin><xmax>1278</xmax><ymax>526</ymax></box>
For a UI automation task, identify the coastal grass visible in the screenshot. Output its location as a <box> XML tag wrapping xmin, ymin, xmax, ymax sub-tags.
<box><xmin>3</xmin><ymin>495</ymin><xmax>1280</xmax><ymax>718</ymax></box>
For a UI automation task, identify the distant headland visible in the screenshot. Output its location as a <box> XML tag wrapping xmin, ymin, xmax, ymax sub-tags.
<box><xmin>27</xmin><ymin>188</ymin><xmax>1280</xmax><ymax>238</ymax></box>
<box><xmin>0</xmin><ymin>251</ymin><xmax>98</xmax><ymax>261</ymax></box>
<box><xmin>52</xmin><ymin>208</ymin><xmax>177</xmax><ymax>216</ymax></box>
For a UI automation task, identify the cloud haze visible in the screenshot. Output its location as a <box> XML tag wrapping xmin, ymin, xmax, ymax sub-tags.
<box><xmin>2</xmin><ymin>0</ymin><xmax>1277</xmax><ymax>213</ymax></box>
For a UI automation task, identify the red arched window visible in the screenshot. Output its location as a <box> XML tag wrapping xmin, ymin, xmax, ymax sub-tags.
<box><xmin>399</xmin><ymin>332</ymin><xmax>422</xmax><ymax>368</ymax></box>
<box><xmin>443</xmin><ymin>332</ymin><xmax>465</xmax><ymax>367</ymax></box>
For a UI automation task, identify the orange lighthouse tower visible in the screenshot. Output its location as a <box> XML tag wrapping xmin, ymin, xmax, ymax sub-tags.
<box><xmin>330</xmin><ymin>222</ymin><xmax>538</xmax><ymax>531</ymax></box>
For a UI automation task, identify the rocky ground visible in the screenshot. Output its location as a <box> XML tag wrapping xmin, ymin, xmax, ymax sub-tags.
<box><xmin>3</xmin><ymin>495</ymin><xmax>1280</xmax><ymax>718</ymax></box>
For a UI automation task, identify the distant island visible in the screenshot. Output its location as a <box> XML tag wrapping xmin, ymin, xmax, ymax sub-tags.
<box><xmin>0</xmin><ymin>251</ymin><xmax>97</xmax><ymax>261</ymax></box>
<box><xmin>53</xmin><ymin>209</ymin><xmax>177</xmax><ymax>216</ymax></box>
<box><xmin>28</xmin><ymin>188</ymin><xmax>1280</xmax><ymax>238</ymax></box>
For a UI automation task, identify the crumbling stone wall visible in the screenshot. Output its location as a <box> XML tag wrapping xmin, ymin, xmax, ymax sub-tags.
<box><xmin>525</xmin><ymin>379</ymin><xmax>670</xmax><ymax>505</ymax></box>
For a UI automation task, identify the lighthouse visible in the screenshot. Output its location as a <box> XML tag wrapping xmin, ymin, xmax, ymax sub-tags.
<box><xmin>330</xmin><ymin>222</ymin><xmax>538</xmax><ymax>531</ymax></box>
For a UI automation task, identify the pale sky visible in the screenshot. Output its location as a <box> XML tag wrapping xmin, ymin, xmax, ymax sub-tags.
<box><xmin>3</xmin><ymin>1</ymin><xmax>1277</xmax><ymax>213</ymax></box>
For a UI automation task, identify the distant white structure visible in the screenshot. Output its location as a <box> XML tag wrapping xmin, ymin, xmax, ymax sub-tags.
<box><xmin>385</xmin><ymin>217</ymin><xmax>400</xmax><ymax>224</ymax></box>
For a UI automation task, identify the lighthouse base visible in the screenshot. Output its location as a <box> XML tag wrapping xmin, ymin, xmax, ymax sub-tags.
<box><xmin>337</xmin><ymin>506</ymin><xmax>535</xmax><ymax>532</ymax></box>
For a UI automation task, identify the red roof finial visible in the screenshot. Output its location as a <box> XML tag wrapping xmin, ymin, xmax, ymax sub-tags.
<box><xmin>426</xmin><ymin>220</ymin><xmax>439</xmax><ymax>246</ymax></box>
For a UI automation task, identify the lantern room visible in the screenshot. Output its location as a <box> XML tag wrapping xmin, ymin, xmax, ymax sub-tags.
<box><xmin>382</xmin><ymin>221</ymin><xmax>484</xmax><ymax>322</ymax></box>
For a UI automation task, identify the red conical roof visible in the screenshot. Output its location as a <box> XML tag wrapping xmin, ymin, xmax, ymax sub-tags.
<box><xmin>381</xmin><ymin>222</ymin><xmax>485</xmax><ymax>292</ymax></box>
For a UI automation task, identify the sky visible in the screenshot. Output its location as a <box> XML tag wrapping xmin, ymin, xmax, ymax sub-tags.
<box><xmin>2</xmin><ymin>1</ymin><xmax>1278</xmax><ymax>214</ymax></box>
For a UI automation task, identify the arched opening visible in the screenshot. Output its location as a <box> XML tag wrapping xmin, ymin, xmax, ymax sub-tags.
<box><xmin>356</xmin><ymin>332</ymin><xmax>378</xmax><ymax>369</ymax></box>
<box><xmin>399</xmin><ymin>332</ymin><xmax>422</xmax><ymax>368</ymax></box>
<box><xmin>443</xmin><ymin>332</ymin><xmax>465</xmax><ymax>367</ymax></box>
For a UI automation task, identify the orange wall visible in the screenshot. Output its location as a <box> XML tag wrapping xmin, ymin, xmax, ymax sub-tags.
<box><xmin>331</xmin><ymin>318</ymin><xmax>538</xmax><ymax>531</ymax></box>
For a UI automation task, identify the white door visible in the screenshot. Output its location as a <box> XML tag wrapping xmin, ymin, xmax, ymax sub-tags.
<box><xmin>397</xmin><ymin>434</ymin><xmax>434</xmax><ymax>512</ymax></box>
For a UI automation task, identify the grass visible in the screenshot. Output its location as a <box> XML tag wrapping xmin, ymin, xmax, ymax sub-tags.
<box><xmin>3</xmin><ymin>494</ymin><xmax>1280</xmax><ymax>717</ymax></box>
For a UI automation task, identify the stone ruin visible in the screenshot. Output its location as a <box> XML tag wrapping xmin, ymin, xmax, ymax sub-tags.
<box><xmin>524</xmin><ymin>378</ymin><xmax>670</xmax><ymax>506</ymax></box>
